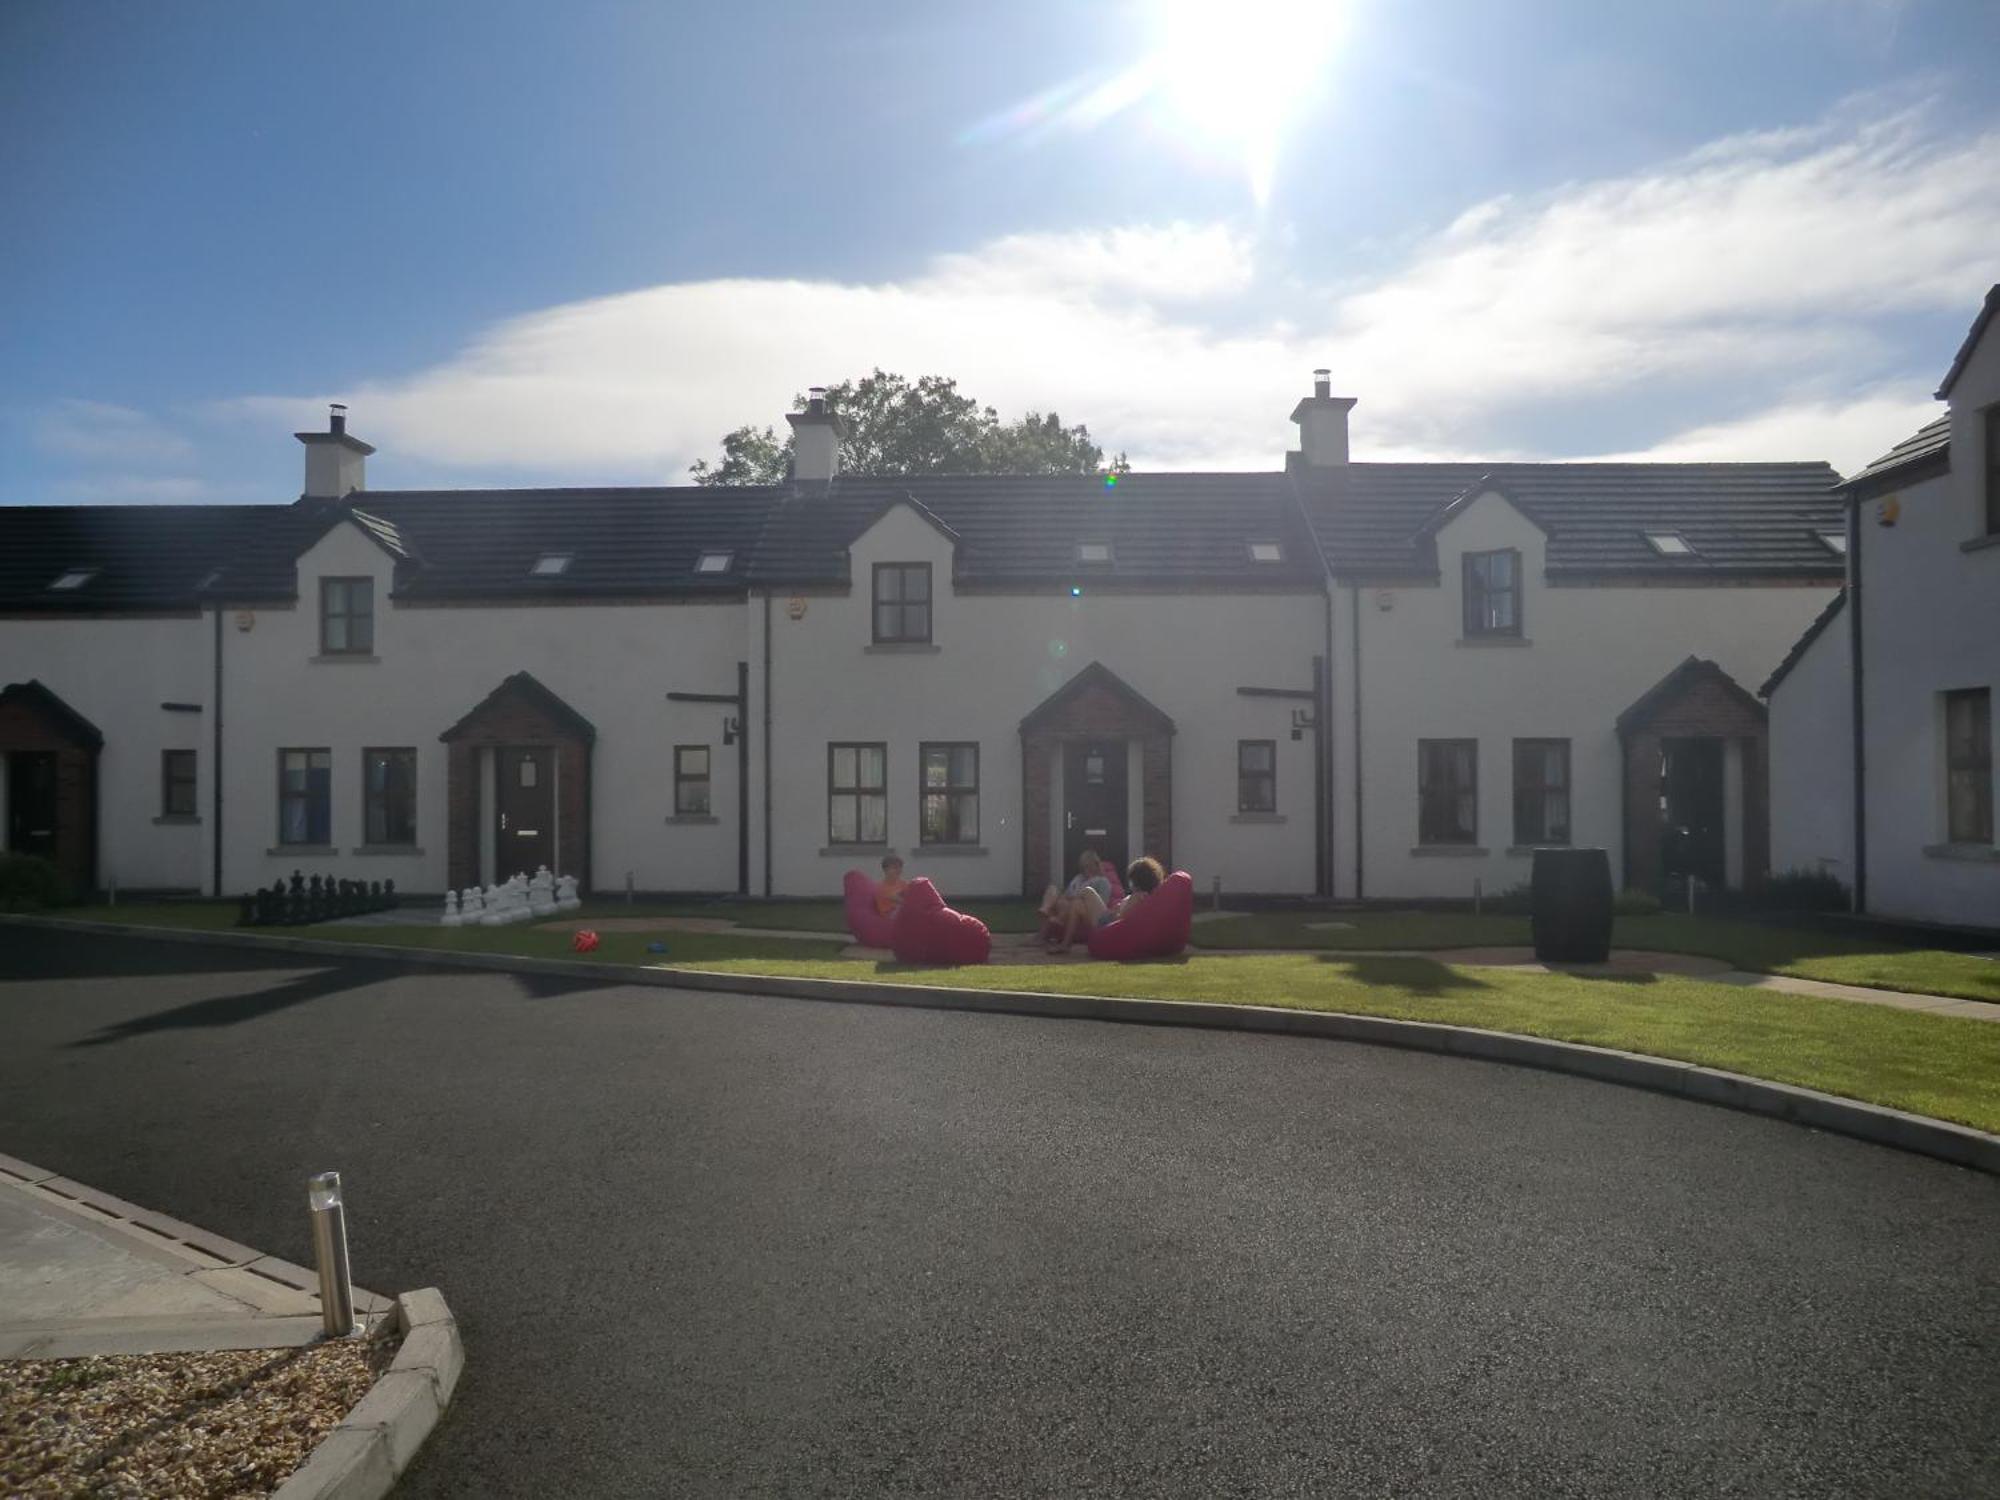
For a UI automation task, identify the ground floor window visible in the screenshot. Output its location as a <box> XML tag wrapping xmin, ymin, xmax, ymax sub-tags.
<box><xmin>674</xmin><ymin>745</ymin><xmax>712</xmax><ymax>816</ymax></box>
<box><xmin>363</xmin><ymin>748</ymin><xmax>417</xmax><ymax>846</ymax></box>
<box><xmin>1512</xmin><ymin>738</ymin><xmax>1570</xmax><ymax>845</ymax></box>
<box><xmin>1945</xmin><ymin>687</ymin><xmax>1992</xmax><ymax>843</ymax></box>
<box><xmin>828</xmin><ymin>742</ymin><xmax>888</xmax><ymax>844</ymax></box>
<box><xmin>920</xmin><ymin>742</ymin><xmax>979</xmax><ymax>844</ymax></box>
<box><xmin>1237</xmin><ymin>739</ymin><xmax>1276</xmax><ymax>812</ymax></box>
<box><xmin>161</xmin><ymin>750</ymin><xmax>197</xmax><ymax>818</ymax></box>
<box><xmin>1418</xmin><ymin>738</ymin><xmax>1478</xmax><ymax>845</ymax></box>
<box><xmin>278</xmin><ymin>748</ymin><xmax>332</xmax><ymax>845</ymax></box>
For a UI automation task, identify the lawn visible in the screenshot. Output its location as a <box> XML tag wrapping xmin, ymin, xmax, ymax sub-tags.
<box><xmin>685</xmin><ymin>951</ymin><xmax>2000</xmax><ymax>1134</ymax></box>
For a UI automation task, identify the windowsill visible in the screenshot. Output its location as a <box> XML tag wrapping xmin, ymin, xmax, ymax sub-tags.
<box><xmin>1505</xmin><ymin>844</ymin><xmax>1573</xmax><ymax>856</ymax></box>
<box><xmin>864</xmin><ymin>643</ymin><xmax>941</xmax><ymax>655</ymax></box>
<box><xmin>268</xmin><ymin>844</ymin><xmax>336</xmax><ymax>857</ymax></box>
<box><xmin>1959</xmin><ymin>533</ymin><xmax>2000</xmax><ymax>554</ymax></box>
<box><xmin>821</xmin><ymin>843</ymin><xmax>895</xmax><ymax>857</ymax></box>
<box><xmin>152</xmin><ymin>815</ymin><xmax>201</xmax><ymax>826</ymax></box>
<box><xmin>1230</xmin><ymin>812</ymin><xmax>1286</xmax><ymax>824</ymax></box>
<box><xmin>1456</xmin><ymin>636</ymin><xmax>1531</xmax><ymax>648</ymax></box>
<box><xmin>916</xmin><ymin>844</ymin><xmax>988</xmax><ymax>857</ymax></box>
<box><xmin>1411</xmin><ymin>844</ymin><xmax>1489</xmax><ymax>857</ymax></box>
<box><xmin>1922</xmin><ymin>842</ymin><xmax>2000</xmax><ymax>863</ymax></box>
<box><xmin>349</xmin><ymin>845</ymin><xmax>425</xmax><ymax>857</ymax></box>
<box><xmin>310</xmin><ymin>653</ymin><xmax>380</xmax><ymax>664</ymax></box>
<box><xmin>665</xmin><ymin>814</ymin><xmax>720</xmax><ymax>825</ymax></box>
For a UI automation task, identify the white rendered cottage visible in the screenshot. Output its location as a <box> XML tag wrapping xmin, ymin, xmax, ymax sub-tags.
<box><xmin>1765</xmin><ymin>286</ymin><xmax>2000</xmax><ymax>931</ymax></box>
<box><xmin>1</xmin><ymin>381</ymin><xmax>1843</xmax><ymax>904</ymax></box>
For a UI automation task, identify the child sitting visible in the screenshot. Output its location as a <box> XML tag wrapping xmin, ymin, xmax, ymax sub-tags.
<box><xmin>874</xmin><ymin>854</ymin><xmax>910</xmax><ymax>916</ymax></box>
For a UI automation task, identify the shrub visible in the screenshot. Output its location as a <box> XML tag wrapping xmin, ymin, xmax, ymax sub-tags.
<box><xmin>0</xmin><ymin>853</ymin><xmax>66</xmax><ymax>912</ymax></box>
<box><xmin>1754</xmin><ymin>867</ymin><xmax>1851</xmax><ymax>913</ymax></box>
<box><xmin>1613</xmin><ymin>888</ymin><xmax>1663</xmax><ymax>916</ymax></box>
<box><xmin>1487</xmin><ymin>881</ymin><xmax>1534</xmax><ymax>915</ymax></box>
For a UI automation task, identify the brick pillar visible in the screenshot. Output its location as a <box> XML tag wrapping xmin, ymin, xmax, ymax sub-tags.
<box><xmin>1623</xmin><ymin>731</ymin><xmax>1662</xmax><ymax>894</ymax></box>
<box><xmin>1140</xmin><ymin>732</ymin><xmax>1173</xmax><ymax>869</ymax></box>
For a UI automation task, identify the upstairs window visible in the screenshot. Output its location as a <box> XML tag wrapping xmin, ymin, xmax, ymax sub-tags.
<box><xmin>920</xmin><ymin>742</ymin><xmax>980</xmax><ymax>845</ymax></box>
<box><xmin>320</xmin><ymin>577</ymin><xmax>374</xmax><ymax>654</ymax></box>
<box><xmin>1418</xmin><ymin>739</ymin><xmax>1478</xmax><ymax>846</ymax></box>
<box><xmin>1945</xmin><ymin>688</ymin><xmax>1992</xmax><ymax>844</ymax></box>
<box><xmin>1247</xmin><ymin>541</ymin><xmax>1284</xmax><ymax>564</ymax></box>
<box><xmin>1644</xmin><ymin>531</ymin><xmax>1696</xmax><ymax>557</ymax></box>
<box><xmin>872</xmin><ymin>563</ymin><xmax>931</xmax><ymax>644</ymax></box>
<box><xmin>1237</xmin><ymin>740</ymin><xmax>1276</xmax><ymax>813</ymax></box>
<box><xmin>1986</xmin><ymin>405</ymin><xmax>2000</xmax><ymax>537</ymax></box>
<box><xmin>48</xmin><ymin>568</ymin><xmax>96</xmax><ymax>592</ymax></box>
<box><xmin>695</xmin><ymin>551</ymin><xmax>734</xmax><ymax>574</ymax></box>
<box><xmin>1076</xmin><ymin>542</ymin><xmax>1112</xmax><ymax>565</ymax></box>
<box><xmin>1816</xmin><ymin>531</ymin><xmax>1847</xmax><ymax>556</ymax></box>
<box><xmin>674</xmin><ymin>745</ymin><xmax>712</xmax><ymax>816</ymax></box>
<box><xmin>1462</xmin><ymin>549</ymin><xmax>1521</xmax><ymax>638</ymax></box>
<box><xmin>530</xmin><ymin>553</ymin><xmax>572</xmax><ymax>577</ymax></box>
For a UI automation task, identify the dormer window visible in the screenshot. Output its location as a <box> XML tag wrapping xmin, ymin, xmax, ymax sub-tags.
<box><xmin>530</xmin><ymin>553</ymin><xmax>572</xmax><ymax>577</ymax></box>
<box><xmin>1076</xmin><ymin>542</ymin><xmax>1112</xmax><ymax>565</ymax></box>
<box><xmin>1247</xmin><ymin>541</ymin><xmax>1284</xmax><ymax>564</ymax></box>
<box><xmin>1816</xmin><ymin>530</ymin><xmax>1847</xmax><ymax>556</ymax></box>
<box><xmin>1645</xmin><ymin>531</ymin><xmax>1696</xmax><ymax>557</ymax></box>
<box><xmin>1462</xmin><ymin>548</ymin><xmax>1521</xmax><ymax>638</ymax></box>
<box><xmin>48</xmin><ymin>569</ymin><xmax>96</xmax><ymax>592</ymax></box>
<box><xmin>695</xmin><ymin>551</ymin><xmax>734</xmax><ymax>574</ymax></box>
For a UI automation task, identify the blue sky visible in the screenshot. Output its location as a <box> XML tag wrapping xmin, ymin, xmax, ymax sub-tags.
<box><xmin>3</xmin><ymin>0</ymin><xmax>1996</xmax><ymax>505</ymax></box>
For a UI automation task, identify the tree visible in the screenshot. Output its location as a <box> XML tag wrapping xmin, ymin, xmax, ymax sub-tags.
<box><xmin>690</xmin><ymin>370</ymin><xmax>1127</xmax><ymax>484</ymax></box>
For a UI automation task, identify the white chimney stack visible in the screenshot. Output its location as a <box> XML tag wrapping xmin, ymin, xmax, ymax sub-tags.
<box><xmin>1290</xmin><ymin>369</ymin><xmax>1356</xmax><ymax>468</ymax></box>
<box><xmin>295</xmin><ymin>403</ymin><xmax>374</xmax><ymax>500</ymax></box>
<box><xmin>785</xmin><ymin>386</ymin><xmax>846</xmax><ymax>483</ymax></box>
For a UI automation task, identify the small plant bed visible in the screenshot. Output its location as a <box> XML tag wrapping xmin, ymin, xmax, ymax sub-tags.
<box><xmin>1</xmin><ymin>1333</ymin><xmax>398</xmax><ymax>1499</ymax></box>
<box><xmin>679</xmin><ymin>952</ymin><xmax>2000</xmax><ymax>1133</ymax></box>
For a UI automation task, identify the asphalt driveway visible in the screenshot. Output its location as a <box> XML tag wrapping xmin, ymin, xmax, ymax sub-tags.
<box><xmin>2</xmin><ymin>924</ymin><xmax>1997</xmax><ymax>1497</ymax></box>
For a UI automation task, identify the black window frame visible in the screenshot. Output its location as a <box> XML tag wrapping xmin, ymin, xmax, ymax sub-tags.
<box><xmin>1237</xmin><ymin>739</ymin><xmax>1277</xmax><ymax>813</ymax></box>
<box><xmin>828</xmin><ymin>742</ymin><xmax>889</xmax><ymax>846</ymax></box>
<box><xmin>278</xmin><ymin>747</ymin><xmax>333</xmax><ymax>847</ymax></box>
<box><xmin>161</xmin><ymin>749</ymin><xmax>197</xmax><ymax>818</ymax></box>
<box><xmin>1945</xmin><ymin>688</ymin><xmax>1993</xmax><ymax>844</ymax></box>
<box><xmin>1418</xmin><ymin>738</ymin><xmax>1479</xmax><ymax>846</ymax></box>
<box><xmin>871</xmin><ymin>562</ymin><xmax>932</xmax><ymax>645</ymax></box>
<box><xmin>1462</xmin><ymin>549</ymin><xmax>1521</xmax><ymax>639</ymax></box>
<box><xmin>674</xmin><ymin>744</ymin><xmax>712</xmax><ymax>817</ymax></box>
<box><xmin>1511</xmin><ymin>738</ymin><xmax>1572</xmax><ymax>847</ymax></box>
<box><xmin>319</xmin><ymin>576</ymin><xmax>374</xmax><ymax>654</ymax></box>
<box><xmin>919</xmin><ymin>741</ymin><xmax>980</xmax><ymax>846</ymax></box>
<box><xmin>361</xmin><ymin>747</ymin><xmax>417</xmax><ymax>847</ymax></box>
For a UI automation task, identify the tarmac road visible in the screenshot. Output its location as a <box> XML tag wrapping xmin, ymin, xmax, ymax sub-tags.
<box><xmin>2</xmin><ymin>924</ymin><xmax>1997</xmax><ymax>1497</ymax></box>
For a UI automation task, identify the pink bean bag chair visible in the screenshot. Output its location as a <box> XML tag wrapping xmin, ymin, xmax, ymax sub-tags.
<box><xmin>842</xmin><ymin>870</ymin><xmax>900</xmax><ymax>948</ymax></box>
<box><xmin>891</xmin><ymin>878</ymin><xmax>992</xmax><ymax>966</ymax></box>
<box><xmin>1087</xmin><ymin>870</ymin><xmax>1195</xmax><ymax>961</ymax></box>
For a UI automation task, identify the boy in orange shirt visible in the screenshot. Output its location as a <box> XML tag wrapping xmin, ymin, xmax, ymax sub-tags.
<box><xmin>874</xmin><ymin>854</ymin><xmax>910</xmax><ymax>916</ymax></box>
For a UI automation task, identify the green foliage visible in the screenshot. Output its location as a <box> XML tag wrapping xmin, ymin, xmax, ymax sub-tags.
<box><xmin>690</xmin><ymin>370</ymin><xmax>1126</xmax><ymax>484</ymax></box>
<box><xmin>0</xmin><ymin>853</ymin><xmax>65</xmax><ymax>912</ymax></box>
<box><xmin>1613</xmin><ymin>888</ymin><xmax>1664</xmax><ymax>916</ymax></box>
<box><xmin>1753</xmin><ymin>868</ymin><xmax>1852</xmax><ymax>913</ymax></box>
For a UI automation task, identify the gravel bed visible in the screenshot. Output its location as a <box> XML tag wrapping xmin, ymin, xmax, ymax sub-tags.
<box><xmin>0</xmin><ymin>1331</ymin><xmax>400</xmax><ymax>1499</ymax></box>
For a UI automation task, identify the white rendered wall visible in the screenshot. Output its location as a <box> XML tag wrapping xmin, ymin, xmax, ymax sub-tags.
<box><xmin>1858</xmin><ymin>328</ymin><xmax>2000</xmax><ymax>926</ymax></box>
<box><xmin>1340</xmin><ymin>492</ymin><xmax>1836</xmax><ymax>899</ymax></box>
<box><xmin>217</xmin><ymin>522</ymin><xmax>749</xmax><ymax>896</ymax></box>
<box><xmin>753</xmin><ymin>504</ymin><xmax>1325</xmax><ymax>898</ymax></box>
<box><xmin>0</xmin><ymin>614</ymin><xmax>213</xmax><ymax>891</ymax></box>
<box><xmin>1767</xmin><ymin>609</ymin><xmax>1853</xmax><ymax>881</ymax></box>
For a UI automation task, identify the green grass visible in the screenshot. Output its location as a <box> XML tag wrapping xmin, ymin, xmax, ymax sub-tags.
<box><xmin>682</xmin><ymin>950</ymin><xmax>2000</xmax><ymax>1133</ymax></box>
<box><xmin>568</xmin><ymin>896</ymin><xmax>1044</xmax><ymax>934</ymax></box>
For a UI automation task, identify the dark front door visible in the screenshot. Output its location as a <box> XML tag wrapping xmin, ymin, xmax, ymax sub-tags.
<box><xmin>495</xmin><ymin>747</ymin><xmax>555</xmax><ymax>881</ymax></box>
<box><xmin>6</xmin><ymin>752</ymin><xmax>59</xmax><ymax>860</ymax></box>
<box><xmin>1660</xmin><ymin>737</ymin><xmax>1725</xmax><ymax>890</ymax></box>
<box><xmin>1062</xmin><ymin>739</ymin><xmax>1128</xmax><ymax>878</ymax></box>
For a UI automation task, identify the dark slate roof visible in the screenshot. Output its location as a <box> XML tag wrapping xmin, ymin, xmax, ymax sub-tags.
<box><xmin>1936</xmin><ymin>283</ymin><xmax>2000</xmax><ymax>400</ymax></box>
<box><xmin>0</xmin><ymin>504</ymin><xmax>287</xmax><ymax>612</ymax></box>
<box><xmin>1836</xmin><ymin>415</ymin><xmax>1950</xmax><ymax>500</ymax></box>
<box><xmin>1019</xmin><ymin>660</ymin><xmax>1176</xmax><ymax>735</ymax></box>
<box><xmin>1760</xmin><ymin>588</ymin><xmax>1846</xmax><ymax>698</ymax></box>
<box><xmin>742</xmin><ymin>472</ymin><xmax>1323</xmax><ymax>589</ymax></box>
<box><xmin>1615</xmin><ymin>656</ymin><xmax>1765</xmax><ymax>736</ymax></box>
<box><xmin>440</xmin><ymin>670</ymin><xmax>597</xmax><ymax>744</ymax></box>
<box><xmin>1295</xmin><ymin>462</ymin><xmax>1847</xmax><ymax>580</ymax></box>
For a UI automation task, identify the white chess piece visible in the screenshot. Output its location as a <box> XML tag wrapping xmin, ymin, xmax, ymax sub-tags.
<box><xmin>555</xmin><ymin>874</ymin><xmax>581</xmax><ymax>912</ymax></box>
<box><xmin>506</xmin><ymin>876</ymin><xmax>532</xmax><ymax>924</ymax></box>
<box><xmin>441</xmin><ymin>890</ymin><xmax>461</xmax><ymax>928</ymax></box>
<box><xmin>529</xmin><ymin>868</ymin><xmax>555</xmax><ymax>918</ymax></box>
<box><xmin>481</xmin><ymin>883</ymin><xmax>506</xmax><ymax>926</ymax></box>
<box><xmin>461</xmin><ymin>887</ymin><xmax>484</xmax><ymax>924</ymax></box>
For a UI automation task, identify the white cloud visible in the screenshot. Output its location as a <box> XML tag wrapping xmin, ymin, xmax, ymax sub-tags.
<box><xmin>1582</xmin><ymin>385</ymin><xmax>1940</xmax><ymax>475</ymax></box>
<box><xmin>216</xmin><ymin>101</ymin><xmax>1997</xmax><ymax>480</ymax></box>
<box><xmin>37</xmin><ymin>400</ymin><xmax>195</xmax><ymax>465</ymax></box>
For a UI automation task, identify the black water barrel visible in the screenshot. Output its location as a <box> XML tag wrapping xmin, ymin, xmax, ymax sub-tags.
<box><xmin>1531</xmin><ymin>848</ymin><xmax>1613</xmax><ymax>964</ymax></box>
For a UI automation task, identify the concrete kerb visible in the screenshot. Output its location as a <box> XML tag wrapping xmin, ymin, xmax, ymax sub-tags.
<box><xmin>269</xmin><ymin>1288</ymin><xmax>463</xmax><ymax>1500</ymax></box>
<box><xmin>7</xmin><ymin>911</ymin><xmax>1998</xmax><ymax>1178</ymax></box>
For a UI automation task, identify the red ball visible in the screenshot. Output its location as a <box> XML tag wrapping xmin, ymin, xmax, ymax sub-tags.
<box><xmin>572</xmin><ymin>929</ymin><xmax>600</xmax><ymax>953</ymax></box>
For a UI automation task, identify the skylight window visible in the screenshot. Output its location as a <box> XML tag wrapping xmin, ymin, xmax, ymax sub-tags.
<box><xmin>1817</xmin><ymin>530</ymin><xmax>1848</xmax><ymax>555</ymax></box>
<box><xmin>48</xmin><ymin>568</ymin><xmax>96</xmax><ymax>592</ymax></box>
<box><xmin>1644</xmin><ymin>531</ymin><xmax>1696</xmax><ymax>557</ymax></box>
<box><xmin>530</xmin><ymin>553</ymin><xmax>572</xmax><ymax>577</ymax></box>
<box><xmin>1247</xmin><ymin>540</ymin><xmax>1284</xmax><ymax>563</ymax></box>
<box><xmin>1076</xmin><ymin>542</ymin><xmax>1113</xmax><ymax>564</ymax></box>
<box><xmin>695</xmin><ymin>551</ymin><xmax>734</xmax><ymax>574</ymax></box>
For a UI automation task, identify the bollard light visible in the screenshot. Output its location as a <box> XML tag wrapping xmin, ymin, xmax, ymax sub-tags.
<box><xmin>307</xmin><ymin>1169</ymin><xmax>359</xmax><ymax>1338</ymax></box>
